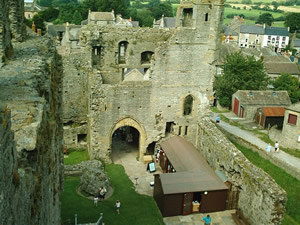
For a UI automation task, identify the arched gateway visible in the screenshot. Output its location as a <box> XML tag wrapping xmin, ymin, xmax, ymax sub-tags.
<box><xmin>110</xmin><ymin>117</ymin><xmax>147</xmax><ymax>161</ymax></box>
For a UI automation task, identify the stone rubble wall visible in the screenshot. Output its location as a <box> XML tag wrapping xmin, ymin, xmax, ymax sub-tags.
<box><xmin>0</xmin><ymin>0</ymin><xmax>13</xmax><ymax>66</ymax></box>
<box><xmin>0</xmin><ymin>33</ymin><xmax>63</xmax><ymax>225</ymax></box>
<box><xmin>9</xmin><ymin>0</ymin><xmax>26</xmax><ymax>42</ymax></box>
<box><xmin>197</xmin><ymin>118</ymin><xmax>286</xmax><ymax>225</ymax></box>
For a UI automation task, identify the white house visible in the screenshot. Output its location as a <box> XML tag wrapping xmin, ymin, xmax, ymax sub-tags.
<box><xmin>262</xmin><ymin>26</ymin><xmax>290</xmax><ymax>51</ymax></box>
<box><xmin>239</xmin><ymin>25</ymin><xmax>290</xmax><ymax>52</ymax></box>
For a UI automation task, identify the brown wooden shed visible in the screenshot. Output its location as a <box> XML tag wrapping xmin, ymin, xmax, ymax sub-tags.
<box><xmin>154</xmin><ymin>136</ymin><xmax>228</xmax><ymax>217</ymax></box>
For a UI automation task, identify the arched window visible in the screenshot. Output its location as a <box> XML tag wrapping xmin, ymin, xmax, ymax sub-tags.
<box><xmin>118</xmin><ymin>41</ymin><xmax>128</xmax><ymax>64</ymax></box>
<box><xmin>183</xmin><ymin>95</ymin><xmax>194</xmax><ymax>116</ymax></box>
<box><xmin>141</xmin><ymin>51</ymin><xmax>154</xmax><ymax>64</ymax></box>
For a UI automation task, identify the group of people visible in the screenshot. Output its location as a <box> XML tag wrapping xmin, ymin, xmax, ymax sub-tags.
<box><xmin>93</xmin><ymin>186</ymin><xmax>107</xmax><ymax>207</ymax></box>
<box><xmin>266</xmin><ymin>141</ymin><xmax>280</xmax><ymax>153</ymax></box>
<box><xmin>93</xmin><ymin>187</ymin><xmax>121</xmax><ymax>214</ymax></box>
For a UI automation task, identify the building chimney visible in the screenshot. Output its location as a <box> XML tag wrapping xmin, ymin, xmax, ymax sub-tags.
<box><xmin>263</xmin><ymin>23</ymin><xmax>265</xmax><ymax>29</ymax></box>
<box><xmin>288</xmin><ymin>27</ymin><xmax>290</xmax><ymax>32</ymax></box>
<box><xmin>37</xmin><ymin>29</ymin><xmax>41</xmax><ymax>36</ymax></box>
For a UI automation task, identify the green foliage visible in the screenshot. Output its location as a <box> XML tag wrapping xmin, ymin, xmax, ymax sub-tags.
<box><xmin>214</xmin><ymin>52</ymin><xmax>269</xmax><ymax>107</ymax></box>
<box><xmin>61</xmin><ymin>164</ymin><xmax>164</xmax><ymax>224</ymax></box>
<box><xmin>255</xmin><ymin>12</ymin><xmax>274</xmax><ymax>25</ymax></box>
<box><xmin>285</xmin><ymin>13</ymin><xmax>300</xmax><ymax>33</ymax></box>
<box><xmin>72</xmin><ymin>10</ymin><xmax>83</xmax><ymax>25</ymax></box>
<box><xmin>38</xmin><ymin>7</ymin><xmax>59</xmax><ymax>22</ymax></box>
<box><xmin>64</xmin><ymin>148</ymin><xmax>89</xmax><ymax>165</ymax></box>
<box><xmin>136</xmin><ymin>9</ymin><xmax>154</xmax><ymax>27</ymax></box>
<box><xmin>231</xmin><ymin>141</ymin><xmax>300</xmax><ymax>225</ymax></box>
<box><xmin>272</xmin><ymin>73</ymin><xmax>300</xmax><ymax>103</ymax></box>
<box><xmin>37</xmin><ymin>0</ymin><xmax>53</xmax><ymax>7</ymax></box>
<box><xmin>32</xmin><ymin>14</ymin><xmax>46</xmax><ymax>32</ymax></box>
<box><xmin>151</xmin><ymin>2</ymin><xmax>173</xmax><ymax>20</ymax></box>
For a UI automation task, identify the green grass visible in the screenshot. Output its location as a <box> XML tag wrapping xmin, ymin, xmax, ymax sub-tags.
<box><xmin>224</xmin><ymin>7</ymin><xmax>284</xmax><ymax>19</ymax></box>
<box><xmin>211</xmin><ymin>106</ymin><xmax>230</xmax><ymax>113</ymax></box>
<box><xmin>61</xmin><ymin>164</ymin><xmax>164</xmax><ymax>225</ymax></box>
<box><xmin>231</xmin><ymin>141</ymin><xmax>300</xmax><ymax>225</ymax></box>
<box><xmin>64</xmin><ymin>148</ymin><xmax>90</xmax><ymax>165</ymax></box>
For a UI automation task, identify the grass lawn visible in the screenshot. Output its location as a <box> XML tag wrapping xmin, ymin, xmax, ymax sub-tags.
<box><xmin>64</xmin><ymin>148</ymin><xmax>90</xmax><ymax>165</ymax></box>
<box><xmin>61</xmin><ymin>164</ymin><xmax>164</xmax><ymax>225</ymax></box>
<box><xmin>224</xmin><ymin>7</ymin><xmax>284</xmax><ymax>19</ymax></box>
<box><xmin>232</xmin><ymin>141</ymin><xmax>300</xmax><ymax>225</ymax></box>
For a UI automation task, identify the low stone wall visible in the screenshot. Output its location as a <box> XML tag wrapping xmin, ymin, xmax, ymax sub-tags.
<box><xmin>196</xmin><ymin>118</ymin><xmax>286</xmax><ymax>225</ymax></box>
<box><xmin>219</xmin><ymin>125</ymin><xmax>300</xmax><ymax>180</ymax></box>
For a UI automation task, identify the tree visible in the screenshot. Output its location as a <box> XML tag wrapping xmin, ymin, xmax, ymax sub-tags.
<box><xmin>151</xmin><ymin>2</ymin><xmax>173</xmax><ymax>20</ymax></box>
<box><xmin>72</xmin><ymin>10</ymin><xmax>83</xmax><ymax>25</ymax></box>
<box><xmin>255</xmin><ymin>13</ymin><xmax>274</xmax><ymax>26</ymax></box>
<box><xmin>136</xmin><ymin>9</ymin><xmax>153</xmax><ymax>27</ymax></box>
<box><xmin>32</xmin><ymin>14</ymin><xmax>46</xmax><ymax>32</ymax></box>
<box><xmin>38</xmin><ymin>7</ymin><xmax>59</xmax><ymax>22</ymax></box>
<box><xmin>273</xmin><ymin>73</ymin><xmax>300</xmax><ymax>103</ymax></box>
<box><xmin>214</xmin><ymin>52</ymin><xmax>269</xmax><ymax>107</ymax></box>
<box><xmin>285</xmin><ymin>13</ymin><xmax>300</xmax><ymax>33</ymax></box>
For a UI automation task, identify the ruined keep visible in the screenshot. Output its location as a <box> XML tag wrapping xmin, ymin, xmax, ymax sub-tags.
<box><xmin>65</xmin><ymin>0</ymin><xmax>224</xmax><ymax>161</ymax></box>
<box><xmin>0</xmin><ymin>1</ymin><xmax>63</xmax><ymax>224</ymax></box>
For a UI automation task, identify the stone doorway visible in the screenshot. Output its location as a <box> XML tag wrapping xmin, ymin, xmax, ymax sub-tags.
<box><xmin>110</xmin><ymin>117</ymin><xmax>146</xmax><ymax>162</ymax></box>
<box><xmin>111</xmin><ymin>126</ymin><xmax>139</xmax><ymax>162</ymax></box>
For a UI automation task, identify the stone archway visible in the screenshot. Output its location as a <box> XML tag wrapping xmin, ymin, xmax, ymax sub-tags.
<box><xmin>110</xmin><ymin>117</ymin><xmax>146</xmax><ymax>162</ymax></box>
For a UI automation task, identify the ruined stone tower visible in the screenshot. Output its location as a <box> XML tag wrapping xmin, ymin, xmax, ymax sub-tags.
<box><xmin>68</xmin><ymin>0</ymin><xmax>224</xmax><ymax>161</ymax></box>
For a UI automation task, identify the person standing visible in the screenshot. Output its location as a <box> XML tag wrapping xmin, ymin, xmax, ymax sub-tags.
<box><xmin>115</xmin><ymin>200</ymin><xmax>121</xmax><ymax>214</ymax></box>
<box><xmin>274</xmin><ymin>141</ymin><xmax>280</xmax><ymax>153</ymax></box>
<box><xmin>94</xmin><ymin>196</ymin><xmax>98</xmax><ymax>207</ymax></box>
<box><xmin>266</xmin><ymin>143</ymin><xmax>272</xmax><ymax>153</ymax></box>
<box><xmin>202</xmin><ymin>214</ymin><xmax>211</xmax><ymax>225</ymax></box>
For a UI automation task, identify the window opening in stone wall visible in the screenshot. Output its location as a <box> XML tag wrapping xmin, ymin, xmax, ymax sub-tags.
<box><xmin>178</xmin><ymin>126</ymin><xmax>182</xmax><ymax>135</ymax></box>
<box><xmin>146</xmin><ymin>142</ymin><xmax>156</xmax><ymax>155</ymax></box>
<box><xmin>165</xmin><ymin>122</ymin><xmax>175</xmax><ymax>134</ymax></box>
<box><xmin>183</xmin><ymin>8</ymin><xmax>193</xmax><ymax>27</ymax></box>
<box><xmin>205</xmin><ymin>13</ymin><xmax>208</xmax><ymax>21</ymax></box>
<box><xmin>141</xmin><ymin>51</ymin><xmax>154</xmax><ymax>64</ymax></box>
<box><xmin>78</xmin><ymin>134</ymin><xmax>87</xmax><ymax>144</ymax></box>
<box><xmin>118</xmin><ymin>41</ymin><xmax>128</xmax><ymax>64</ymax></box>
<box><xmin>92</xmin><ymin>46</ymin><xmax>101</xmax><ymax>67</ymax></box>
<box><xmin>183</xmin><ymin>95</ymin><xmax>194</xmax><ymax>115</ymax></box>
<box><xmin>185</xmin><ymin>126</ymin><xmax>188</xmax><ymax>135</ymax></box>
<box><xmin>288</xmin><ymin>114</ymin><xmax>297</xmax><ymax>125</ymax></box>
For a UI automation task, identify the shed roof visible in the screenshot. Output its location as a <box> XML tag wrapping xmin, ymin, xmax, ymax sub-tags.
<box><xmin>160</xmin><ymin>136</ymin><xmax>213</xmax><ymax>172</ymax></box>
<box><xmin>265</xmin><ymin>27</ymin><xmax>289</xmax><ymax>36</ymax></box>
<box><xmin>159</xmin><ymin>136</ymin><xmax>228</xmax><ymax>194</ymax></box>
<box><xmin>261</xmin><ymin>107</ymin><xmax>285</xmax><ymax>117</ymax></box>
<box><xmin>264</xmin><ymin>62</ymin><xmax>300</xmax><ymax>75</ymax></box>
<box><xmin>233</xmin><ymin>90</ymin><xmax>292</xmax><ymax>106</ymax></box>
<box><xmin>240</xmin><ymin>25</ymin><xmax>264</xmax><ymax>34</ymax></box>
<box><xmin>263</xmin><ymin>55</ymin><xmax>290</xmax><ymax>63</ymax></box>
<box><xmin>159</xmin><ymin>172</ymin><xmax>228</xmax><ymax>194</ymax></box>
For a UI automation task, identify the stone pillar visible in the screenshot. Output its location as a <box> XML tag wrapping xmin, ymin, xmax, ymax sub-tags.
<box><xmin>0</xmin><ymin>0</ymin><xmax>13</xmax><ymax>66</ymax></box>
<box><xmin>9</xmin><ymin>0</ymin><xmax>26</xmax><ymax>42</ymax></box>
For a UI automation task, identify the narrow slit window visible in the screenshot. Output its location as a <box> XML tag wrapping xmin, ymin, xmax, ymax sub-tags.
<box><xmin>185</xmin><ymin>126</ymin><xmax>188</xmax><ymax>135</ymax></box>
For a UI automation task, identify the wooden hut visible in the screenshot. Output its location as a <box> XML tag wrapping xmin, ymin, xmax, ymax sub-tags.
<box><xmin>154</xmin><ymin>136</ymin><xmax>228</xmax><ymax>217</ymax></box>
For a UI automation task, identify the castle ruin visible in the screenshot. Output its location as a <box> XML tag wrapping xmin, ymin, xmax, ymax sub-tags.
<box><xmin>0</xmin><ymin>0</ymin><xmax>287</xmax><ymax>224</ymax></box>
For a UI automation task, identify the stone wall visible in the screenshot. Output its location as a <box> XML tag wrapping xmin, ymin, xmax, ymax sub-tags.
<box><xmin>81</xmin><ymin>0</ymin><xmax>224</xmax><ymax>162</ymax></box>
<box><xmin>9</xmin><ymin>0</ymin><xmax>26</xmax><ymax>42</ymax></box>
<box><xmin>0</xmin><ymin>33</ymin><xmax>63</xmax><ymax>224</ymax></box>
<box><xmin>196</xmin><ymin>118</ymin><xmax>286</xmax><ymax>225</ymax></box>
<box><xmin>0</xmin><ymin>0</ymin><xmax>13</xmax><ymax>66</ymax></box>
